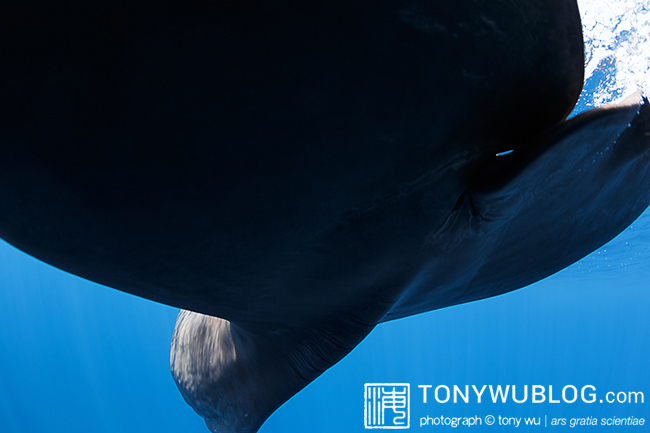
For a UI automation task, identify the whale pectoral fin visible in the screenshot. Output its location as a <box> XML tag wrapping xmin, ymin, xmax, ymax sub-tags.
<box><xmin>170</xmin><ymin>309</ymin><xmax>381</xmax><ymax>433</ymax></box>
<box><xmin>459</xmin><ymin>94</ymin><xmax>650</xmax><ymax>302</ymax></box>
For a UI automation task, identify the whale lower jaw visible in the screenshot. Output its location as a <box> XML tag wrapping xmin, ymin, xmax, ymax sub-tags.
<box><xmin>170</xmin><ymin>311</ymin><xmax>275</xmax><ymax>433</ymax></box>
<box><xmin>170</xmin><ymin>307</ymin><xmax>386</xmax><ymax>433</ymax></box>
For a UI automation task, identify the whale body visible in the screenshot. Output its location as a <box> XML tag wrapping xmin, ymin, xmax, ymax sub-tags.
<box><xmin>0</xmin><ymin>1</ymin><xmax>649</xmax><ymax>432</ymax></box>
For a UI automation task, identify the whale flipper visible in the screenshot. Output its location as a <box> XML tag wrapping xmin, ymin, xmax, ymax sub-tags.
<box><xmin>387</xmin><ymin>93</ymin><xmax>650</xmax><ymax>319</ymax></box>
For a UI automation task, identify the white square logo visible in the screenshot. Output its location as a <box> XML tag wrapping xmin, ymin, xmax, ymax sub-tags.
<box><xmin>364</xmin><ymin>383</ymin><xmax>410</xmax><ymax>429</ymax></box>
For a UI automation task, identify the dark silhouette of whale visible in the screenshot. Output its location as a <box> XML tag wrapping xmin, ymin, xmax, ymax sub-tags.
<box><xmin>1</xmin><ymin>1</ymin><xmax>649</xmax><ymax>432</ymax></box>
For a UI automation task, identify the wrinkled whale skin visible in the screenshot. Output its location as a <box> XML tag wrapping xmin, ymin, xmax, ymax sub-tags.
<box><xmin>1</xmin><ymin>1</ymin><xmax>649</xmax><ymax>432</ymax></box>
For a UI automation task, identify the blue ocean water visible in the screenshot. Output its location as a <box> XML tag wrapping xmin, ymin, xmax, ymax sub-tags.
<box><xmin>2</xmin><ymin>8</ymin><xmax>649</xmax><ymax>433</ymax></box>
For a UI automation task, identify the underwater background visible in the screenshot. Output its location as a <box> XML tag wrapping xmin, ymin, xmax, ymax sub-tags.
<box><xmin>1</xmin><ymin>1</ymin><xmax>648</xmax><ymax>431</ymax></box>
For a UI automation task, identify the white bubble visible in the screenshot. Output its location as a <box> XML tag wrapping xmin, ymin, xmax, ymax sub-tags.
<box><xmin>578</xmin><ymin>0</ymin><xmax>650</xmax><ymax>107</ymax></box>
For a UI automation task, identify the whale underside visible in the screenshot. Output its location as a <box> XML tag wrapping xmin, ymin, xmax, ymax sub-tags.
<box><xmin>1</xmin><ymin>1</ymin><xmax>649</xmax><ymax>432</ymax></box>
